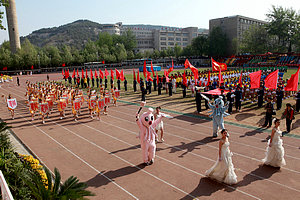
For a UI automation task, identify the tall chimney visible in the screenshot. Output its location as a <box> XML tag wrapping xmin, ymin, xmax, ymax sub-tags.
<box><xmin>5</xmin><ymin>0</ymin><xmax>21</xmax><ymax>53</ymax></box>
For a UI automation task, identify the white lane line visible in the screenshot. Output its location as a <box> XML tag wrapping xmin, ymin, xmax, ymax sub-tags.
<box><xmin>0</xmin><ymin>87</ymin><xmax>139</xmax><ymax>200</ymax></box>
<box><xmin>108</xmin><ymin>108</ymin><xmax>300</xmax><ymax>175</ymax></box>
<box><xmin>1</xmin><ymin>87</ymin><xmax>199</xmax><ymax>200</ymax></box>
<box><xmin>119</xmin><ymin>103</ymin><xmax>300</xmax><ymax>149</ymax></box>
<box><xmin>115</xmin><ymin>106</ymin><xmax>300</xmax><ymax>158</ymax></box>
<box><xmin>99</xmin><ymin>113</ymin><xmax>300</xmax><ymax>194</ymax></box>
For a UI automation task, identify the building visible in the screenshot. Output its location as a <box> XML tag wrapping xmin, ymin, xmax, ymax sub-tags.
<box><xmin>103</xmin><ymin>22</ymin><xmax>208</xmax><ymax>53</ymax></box>
<box><xmin>209</xmin><ymin>15</ymin><xmax>267</xmax><ymax>53</ymax></box>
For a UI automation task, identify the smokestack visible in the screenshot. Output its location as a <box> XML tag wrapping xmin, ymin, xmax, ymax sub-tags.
<box><xmin>5</xmin><ymin>0</ymin><xmax>21</xmax><ymax>53</ymax></box>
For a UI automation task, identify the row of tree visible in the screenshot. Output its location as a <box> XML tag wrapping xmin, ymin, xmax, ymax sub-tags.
<box><xmin>0</xmin><ymin>5</ymin><xmax>299</xmax><ymax>70</ymax></box>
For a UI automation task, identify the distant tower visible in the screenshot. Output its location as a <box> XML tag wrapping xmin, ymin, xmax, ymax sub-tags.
<box><xmin>5</xmin><ymin>0</ymin><xmax>21</xmax><ymax>53</ymax></box>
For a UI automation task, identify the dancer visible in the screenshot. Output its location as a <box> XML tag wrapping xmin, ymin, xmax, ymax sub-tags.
<box><xmin>262</xmin><ymin>118</ymin><xmax>286</xmax><ymax>168</ymax></box>
<box><xmin>154</xmin><ymin>106</ymin><xmax>164</xmax><ymax>142</ymax></box>
<box><xmin>6</xmin><ymin>94</ymin><xmax>17</xmax><ymax>119</ymax></box>
<box><xmin>205</xmin><ymin>129</ymin><xmax>237</xmax><ymax>185</ymax></box>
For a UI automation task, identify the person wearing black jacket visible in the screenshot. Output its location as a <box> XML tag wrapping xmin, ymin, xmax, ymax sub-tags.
<box><xmin>234</xmin><ymin>86</ymin><xmax>242</xmax><ymax>112</ymax></box>
<box><xmin>226</xmin><ymin>88</ymin><xmax>234</xmax><ymax>114</ymax></box>
<box><xmin>96</xmin><ymin>76</ymin><xmax>99</xmax><ymax>88</ymax></box>
<box><xmin>87</xmin><ymin>76</ymin><xmax>90</xmax><ymax>88</ymax></box>
<box><xmin>158</xmin><ymin>81</ymin><xmax>162</xmax><ymax>95</ymax></box>
<box><xmin>91</xmin><ymin>77</ymin><xmax>95</xmax><ymax>88</ymax></box>
<box><xmin>104</xmin><ymin>78</ymin><xmax>108</xmax><ymax>89</ymax></box>
<box><xmin>168</xmin><ymin>81</ymin><xmax>173</xmax><ymax>96</ymax></box>
<box><xmin>141</xmin><ymin>86</ymin><xmax>147</xmax><ymax>101</ymax></box>
<box><xmin>133</xmin><ymin>79</ymin><xmax>137</xmax><ymax>92</ymax></box>
<box><xmin>147</xmin><ymin>80</ymin><xmax>152</xmax><ymax>94</ymax></box>
<box><xmin>153</xmin><ymin>77</ymin><xmax>157</xmax><ymax>91</ymax></box>
<box><xmin>195</xmin><ymin>87</ymin><xmax>202</xmax><ymax>113</ymax></box>
<box><xmin>258</xmin><ymin>86</ymin><xmax>264</xmax><ymax>108</ymax></box>
<box><xmin>295</xmin><ymin>90</ymin><xmax>300</xmax><ymax>112</ymax></box>
<box><xmin>263</xmin><ymin>97</ymin><xmax>274</xmax><ymax>128</ymax></box>
<box><xmin>182</xmin><ymin>84</ymin><xmax>187</xmax><ymax>98</ymax></box>
<box><xmin>81</xmin><ymin>77</ymin><xmax>84</xmax><ymax>88</ymax></box>
<box><xmin>117</xmin><ymin>78</ymin><xmax>121</xmax><ymax>90</ymax></box>
<box><xmin>124</xmin><ymin>78</ymin><xmax>127</xmax><ymax>91</ymax></box>
<box><xmin>276</xmin><ymin>87</ymin><xmax>283</xmax><ymax>110</ymax></box>
<box><xmin>204</xmin><ymin>86</ymin><xmax>209</xmax><ymax>109</ymax></box>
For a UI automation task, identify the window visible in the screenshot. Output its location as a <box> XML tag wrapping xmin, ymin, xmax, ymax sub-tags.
<box><xmin>183</xmin><ymin>42</ymin><xmax>188</xmax><ymax>46</ymax></box>
<box><xmin>192</xmin><ymin>33</ymin><xmax>197</xmax><ymax>37</ymax></box>
<box><xmin>168</xmin><ymin>37</ymin><xmax>174</xmax><ymax>41</ymax></box>
<box><xmin>168</xmin><ymin>32</ymin><xmax>174</xmax><ymax>36</ymax></box>
<box><xmin>182</xmin><ymin>33</ymin><xmax>188</xmax><ymax>37</ymax></box>
<box><xmin>160</xmin><ymin>32</ymin><xmax>166</xmax><ymax>35</ymax></box>
<box><xmin>176</xmin><ymin>38</ymin><xmax>181</xmax><ymax>41</ymax></box>
<box><xmin>168</xmin><ymin>42</ymin><xmax>174</xmax><ymax>45</ymax></box>
<box><xmin>176</xmin><ymin>33</ymin><xmax>181</xmax><ymax>36</ymax></box>
<box><xmin>161</xmin><ymin>42</ymin><xmax>166</xmax><ymax>45</ymax></box>
<box><xmin>176</xmin><ymin>42</ymin><xmax>181</xmax><ymax>45</ymax></box>
<box><xmin>160</xmin><ymin>37</ymin><xmax>166</xmax><ymax>40</ymax></box>
<box><xmin>183</xmin><ymin>38</ymin><xmax>188</xmax><ymax>41</ymax></box>
<box><xmin>161</xmin><ymin>47</ymin><xmax>166</xmax><ymax>50</ymax></box>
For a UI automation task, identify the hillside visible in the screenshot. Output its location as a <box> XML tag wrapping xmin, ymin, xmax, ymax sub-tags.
<box><xmin>20</xmin><ymin>20</ymin><xmax>102</xmax><ymax>49</ymax></box>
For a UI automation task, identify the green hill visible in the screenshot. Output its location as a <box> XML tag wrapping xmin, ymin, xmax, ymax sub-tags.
<box><xmin>20</xmin><ymin>20</ymin><xmax>102</xmax><ymax>49</ymax></box>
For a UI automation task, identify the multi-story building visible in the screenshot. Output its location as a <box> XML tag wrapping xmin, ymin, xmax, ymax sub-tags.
<box><xmin>102</xmin><ymin>22</ymin><xmax>208</xmax><ymax>53</ymax></box>
<box><xmin>209</xmin><ymin>15</ymin><xmax>267</xmax><ymax>53</ymax></box>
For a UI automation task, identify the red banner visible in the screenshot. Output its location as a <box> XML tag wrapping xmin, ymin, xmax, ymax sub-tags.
<box><xmin>212</xmin><ymin>58</ymin><xmax>227</xmax><ymax>71</ymax></box>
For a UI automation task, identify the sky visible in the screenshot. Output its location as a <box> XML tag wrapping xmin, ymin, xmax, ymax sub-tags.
<box><xmin>0</xmin><ymin>0</ymin><xmax>299</xmax><ymax>44</ymax></box>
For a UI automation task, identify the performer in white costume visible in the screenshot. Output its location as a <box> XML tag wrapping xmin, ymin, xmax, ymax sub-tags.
<box><xmin>262</xmin><ymin>118</ymin><xmax>286</xmax><ymax>168</ymax></box>
<box><xmin>205</xmin><ymin>129</ymin><xmax>237</xmax><ymax>185</ymax></box>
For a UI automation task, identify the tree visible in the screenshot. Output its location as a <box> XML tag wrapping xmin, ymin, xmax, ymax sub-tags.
<box><xmin>61</xmin><ymin>45</ymin><xmax>73</xmax><ymax>65</ymax></box>
<box><xmin>191</xmin><ymin>36</ymin><xmax>208</xmax><ymax>56</ymax></box>
<box><xmin>266</xmin><ymin>6</ymin><xmax>300</xmax><ymax>52</ymax></box>
<box><xmin>239</xmin><ymin>25</ymin><xmax>271</xmax><ymax>54</ymax></box>
<box><xmin>45</xmin><ymin>46</ymin><xmax>62</xmax><ymax>67</ymax></box>
<box><xmin>97</xmin><ymin>32</ymin><xmax>113</xmax><ymax>47</ymax></box>
<box><xmin>208</xmin><ymin>27</ymin><xmax>229</xmax><ymax>56</ymax></box>
<box><xmin>0</xmin><ymin>41</ymin><xmax>13</xmax><ymax>68</ymax></box>
<box><xmin>181</xmin><ymin>45</ymin><xmax>194</xmax><ymax>57</ymax></box>
<box><xmin>18</xmin><ymin>39</ymin><xmax>38</xmax><ymax>69</ymax></box>
<box><xmin>120</xmin><ymin>30</ymin><xmax>137</xmax><ymax>51</ymax></box>
<box><xmin>174</xmin><ymin>44</ymin><xmax>182</xmax><ymax>58</ymax></box>
<box><xmin>0</xmin><ymin>0</ymin><xmax>8</xmax><ymax>30</ymax></box>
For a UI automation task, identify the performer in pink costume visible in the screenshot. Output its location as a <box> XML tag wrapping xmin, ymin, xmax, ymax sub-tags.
<box><xmin>136</xmin><ymin>102</ymin><xmax>164</xmax><ymax>166</ymax></box>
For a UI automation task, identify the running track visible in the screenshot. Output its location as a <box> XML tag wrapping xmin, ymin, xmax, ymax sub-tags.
<box><xmin>0</xmin><ymin>74</ymin><xmax>299</xmax><ymax>200</ymax></box>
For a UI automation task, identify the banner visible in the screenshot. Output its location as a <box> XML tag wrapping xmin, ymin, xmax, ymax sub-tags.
<box><xmin>29</xmin><ymin>101</ymin><xmax>39</xmax><ymax>111</ymax></box>
<box><xmin>98</xmin><ymin>99</ymin><xmax>105</xmax><ymax>110</ymax></box>
<box><xmin>7</xmin><ymin>98</ymin><xmax>17</xmax><ymax>110</ymax></box>
<box><xmin>285</xmin><ymin>67</ymin><xmax>299</xmax><ymax>91</ymax></box>
<box><xmin>212</xmin><ymin>58</ymin><xmax>227</xmax><ymax>71</ymax></box>
<box><xmin>74</xmin><ymin>100</ymin><xmax>81</xmax><ymax>110</ymax></box>
<box><xmin>264</xmin><ymin>69</ymin><xmax>278</xmax><ymax>90</ymax></box>
<box><xmin>40</xmin><ymin>103</ymin><xmax>49</xmax><ymax>114</ymax></box>
<box><xmin>249</xmin><ymin>70</ymin><xmax>261</xmax><ymax>89</ymax></box>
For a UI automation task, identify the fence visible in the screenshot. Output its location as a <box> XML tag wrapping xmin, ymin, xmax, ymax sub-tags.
<box><xmin>0</xmin><ymin>170</ymin><xmax>14</xmax><ymax>200</ymax></box>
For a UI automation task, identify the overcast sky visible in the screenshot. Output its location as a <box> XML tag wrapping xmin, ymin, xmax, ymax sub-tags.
<box><xmin>0</xmin><ymin>0</ymin><xmax>299</xmax><ymax>44</ymax></box>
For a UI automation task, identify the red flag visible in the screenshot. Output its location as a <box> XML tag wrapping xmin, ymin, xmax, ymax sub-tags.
<box><xmin>264</xmin><ymin>69</ymin><xmax>278</xmax><ymax>90</ymax></box>
<box><xmin>156</xmin><ymin>71</ymin><xmax>159</xmax><ymax>85</ymax></box>
<box><xmin>2</xmin><ymin>67</ymin><xmax>7</xmax><ymax>70</ymax></box>
<box><xmin>94</xmin><ymin>69</ymin><xmax>98</xmax><ymax>78</ymax></box>
<box><xmin>207</xmin><ymin>70</ymin><xmax>211</xmax><ymax>86</ymax></box>
<box><xmin>72</xmin><ymin>69</ymin><xmax>75</xmax><ymax>78</ymax></box>
<box><xmin>168</xmin><ymin>59</ymin><xmax>174</xmax><ymax>73</ymax></box>
<box><xmin>184</xmin><ymin>59</ymin><xmax>192</xmax><ymax>69</ymax></box>
<box><xmin>137</xmin><ymin>70</ymin><xmax>140</xmax><ymax>83</ymax></box>
<box><xmin>115</xmin><ymin>68</ymin><xmax>120</xmax><ymax>79</ymax></box>
<box><xmin>147</xmin><ymin>71</ymin><xmax>153</xmax><ymax>82</ymax></box>
<box><xmin>90</xmin><ymin>69</ymin><xmax>93</xmax><ymax>78</ymax></box>
<box><xmin>120</xmin><ymin>70</ymin><xmax>125</xmax><ymax>81</ymax></box>
<box><xmin>143</xmin><ymin>60</ymin><xmax>147</xmax><ymax>78</ymax></box>
<box><xmin>249</xmin><ymin>70</ymin><xmax>261</xmax><ymax>89</ymax></box>
<box><xmin>238</xmin><ymin>71</ymin><xmax>243</xmax><ymax>87</ymax></box>
<box><xmin>62</xmin><ymin>63</ymin><xmax>66</xmax><ymax>67</ymax></box>
<box><xmin>133</xmin><ymin>69</ymin><xmax>136</xmax><ymax>80</ymax></box>
<box><xmin>102</xmin><ymin>61</ymin><xmax>105</xmax><ymax>64</ymax></box>
<box><xmin>218</xmin><ymin>68</ymin><xmax>224</xmax><ymax>86</ymax></box>
<box><xmin>85</xmin><ymin>69</ymin><xmax>88</xmax><ymax>77</ymax></box>
<box><xmin>99</xmin><ymin>69</ymin><xmax>104</xmax><ymax>79</ymax></box>
<box><xmin>111</xmin><ymin>69</ymin><xmax>114</xmax><ymax>80</ymax></box>
<box><xmin>285</xmin><ymin>67</ymin><xmax>299</xmax><ymax>91</ymax></box>
<box><xmin>77</xmin><ymin>69</ymin><xmax>79</xmax><ymax>77</ymax></box>
<box><xmin>81</xmin><ymin>69</ymin><xmax>84</xmax><ymax>78</ymax></box>
<box><xmin>151</xmin><ymin>61</ymin><xmax>155</xmax><ymax>77</ymax></box>
<box><xmin>211</xmin><ymin>58</ymin><xmax>227</xmax><ymax>71</ymax></box>
<box><xmin>62</xmin><ymin>69</ymin><xmax>64</xmax><ymax>78</ymax></box>
<box><xmin>65</xmin><ymin>69</ymin><xmax>69</xmax><ymax>79</ymax></box>
<box><xmin>31</xmin><ymin>65</ymin><xmax>34</xmax><ymax>70</ymax></box>
<box><xmin>104</xmin><ymin>69</ymin><xmax>109</xmax><ymax>78</ymax></box>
